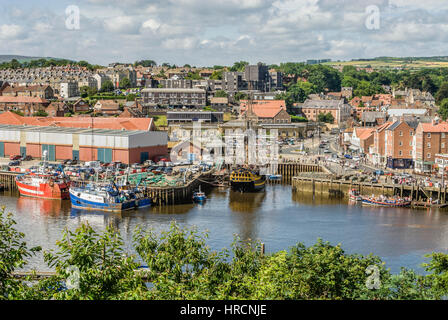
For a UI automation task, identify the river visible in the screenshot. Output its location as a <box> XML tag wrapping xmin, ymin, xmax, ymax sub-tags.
<box><xmin>2</xmin><ymin>184</ymin><xmax>448</xmax><ymax>274</ymax></box>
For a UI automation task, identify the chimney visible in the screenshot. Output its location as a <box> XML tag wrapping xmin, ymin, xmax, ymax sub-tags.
<box><xmin>433</xmin><ymin>116</ymin><xmax>440</xmax><ymax>126</ymax></box>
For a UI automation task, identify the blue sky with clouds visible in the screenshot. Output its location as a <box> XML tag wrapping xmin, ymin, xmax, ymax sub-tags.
<box><xmin>0</xmin><ymin>0</ymin><xmax>448</xmax><ymax>66</ymax></box>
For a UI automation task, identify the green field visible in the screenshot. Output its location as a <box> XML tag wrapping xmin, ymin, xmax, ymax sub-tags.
<box><xmin>324</xmin><ymin>57</ymin><xmax>448</xmax><ymax>70</ymax></box>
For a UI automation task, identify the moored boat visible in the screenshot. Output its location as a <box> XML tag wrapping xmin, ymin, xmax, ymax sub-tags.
<box><xmin>193</xmin><ymin>186</ymin><xmax>207</xmax><ymax>202</ymax></box>
<box><xmin>16</xmin><ymin>173</ymin><xmax>70</xmax><ymax>200</ymax></box>
<box><xmin>361</xmin><ymin>195</ymin><xmax>411</xmax><ymax>207</ymax></box>
<box><xmin>230</xmin><ymin>167</ymin><xmax>266</xmax><ymax>192</ymax></box>
<box><xmin>69</xmin><ymin>182</ymin><xmax>136</xmax><ymax>212</ymax></box>
<box><xmin>348</xmin><ymin>189</ymin><xmax>362</xmax><ymax>201</ymax></box>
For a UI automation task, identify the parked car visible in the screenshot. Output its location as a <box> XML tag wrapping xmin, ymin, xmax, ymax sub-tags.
<box><xmin>20</xmin><ymin>155</ymin><xmax>33</xmax><ymax>161</ymax></box>
<box><xmin>374</xmin><ymin>170</ymin><xmax>384</xmax><ymax>176</ymax></box>
<box><xmin>9</xmin><ymin>155</ymin><xmax>21</xmax><ymax>160</ymax></box>
<box><xmin>352</xmin><ymin>156</ymin><xmax>360</xmax><ymax>161</ymax></box>
<box><xmin>344</xmin><ymin>154</ymin><xmax>353</xmax><ymax>159</ymax></box>
<box><xmin>8</xmin><ymin>160</ymin><xmax>20</xmax><ymax>166</ymax></box>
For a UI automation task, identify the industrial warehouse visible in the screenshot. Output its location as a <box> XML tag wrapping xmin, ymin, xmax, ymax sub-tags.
<box><xmin>0</xmin><ymin>124</ymin><xmax>167</xmax><ymax>164</ymax></box>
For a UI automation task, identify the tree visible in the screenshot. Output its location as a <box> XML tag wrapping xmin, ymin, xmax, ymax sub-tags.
<box><xmin>214</xmin><ymin>90</ymin><xmax>228</xmax><ymax>98</ymax></box>
<box><xmin>126</xmin><ymin>93</ymin><xmax>136</xmax><ymax>101</ymax></box>
<box><xmin>120</xmin><ymin>77</ymin><xmax>132</xmax><ymax>89</ymax></box>
<box><xmin>100</xmin><ymin>80</ymin><xmax>115</xmax><ymax>93</ymax></box>
<box><xmin>234</xmin><ymin>92</ymin><xmax>248</xmax><ymax>101</ymax></box>
<box><xmin>43</xmin><ymin>223</ymin><xmax>145</xmax><ymax>300</ymax></box>
<box><xmin>33</xmin><ymin>110</ymin><xmax>48</xmax><ymax>117</ymax></box>
<box><xmin>134</xmin><ymin>60</ymin><xmax>157</xmax><ymax>67</ymax></box>
<box><xmin>229</xmin><ymin>61</ymin><xmax>249</xmax><ymax>72</ymax></box>
<box><xmin>438</xmin><ymin>99</ymin><xmax>448</xmax><ymax>120</ymax></box>
<box><xmin>436</xmin><ymin>82</ymin><xmax>448</xmax><ymax>104</ymax></box>
<box><xmin>0</xmin><ymin>207</ymin><xmax>41</xmax><ymax>299</ymax></box>
<box><xmin>318</xmin><ymin>112</ymin><xmax>334</xmax><ymax>124</ymax></box>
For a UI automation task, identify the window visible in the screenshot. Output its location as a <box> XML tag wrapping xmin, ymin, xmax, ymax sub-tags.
<box><xmin>428</xmin><ymin>133</ymin><xmax>431</xmax><ymax>138</ymax></box>
<box><xmin>427</xmin><ymin>153</ymin><xmax>431</xmax><ymax>159</ymax></box>
<box><xmin>443</xmin><ymin>133</ymin><xmax>446</xmax><ymax>138</ymax></box>
<box><xmin>410</xmin><ymin>141</ymin><xmax>413</xmax><ymax>146</ymax></box>
<box><xmin>399</xmin><ymin>131</ymin><xmax>403</xmax><ymax>136</ymax></box>
<box><xmin>443</xmin><ymin>143</ymin><xmax>446</xmax><ymax>148</ymax></box>
<box><xmin>410</xmin><ymin>151</ymin><xmax>412</xmax><ymax>156</ymax></box>
<box><xmin>399</xmin><ymin>141</ymin><xmax>403</xmax><ymax>146</ymax></box>
<box><xmin>427</xmin><ymin>142</ymin><xmax>431</xmax><ymax>148</ymax></box>
<box><xmin>410</xmin><ymin>131</ymin><xmax>413</xmax><ymax>136</ymax></box>
<box><xmin>399</xmin><ymin>151</ymin><xmax>402</xmax><ymax>156</ymax></box>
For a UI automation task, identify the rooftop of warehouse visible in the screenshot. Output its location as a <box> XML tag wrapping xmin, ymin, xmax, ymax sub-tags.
<box><xmin>0</xmin><ymin>123</ymin><xmax>156</xmax><ymax>136</ymax></box>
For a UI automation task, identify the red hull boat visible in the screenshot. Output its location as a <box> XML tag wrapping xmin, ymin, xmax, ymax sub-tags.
<box><xmin>15</xmin><ymin>173</ymin><xmax>70</xmax><ymax>200</ymax></box>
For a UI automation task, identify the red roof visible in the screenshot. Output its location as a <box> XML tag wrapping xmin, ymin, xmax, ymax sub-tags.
<box><xmin>355</xmin><ymin>127</ymin><xmax>375</xmax><ymax>140</ymax></box>
<box><xmin>0</xmin><ymin>111</ymin><xmax>153</xmax><ymax>131</ymax></box>
<box><xmin>240</xmin><ymin>100</ymin><xmax>287</xmax><ymax>118</ymax></box>
<box><xmin>420</xmin><ymin>121</ymin><xmax>448</xmax><ymax>133</ymax></box>
<box><xmin>0</xmin><ymin>96</ymin><xmax>49</xmax><ymax>104</ymax></box>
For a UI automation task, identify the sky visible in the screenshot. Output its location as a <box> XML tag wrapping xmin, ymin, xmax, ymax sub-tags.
<box><xmin>1</xmin><ymin>0</ymin><xmax>448</xmax><ymax>67</ymax></box>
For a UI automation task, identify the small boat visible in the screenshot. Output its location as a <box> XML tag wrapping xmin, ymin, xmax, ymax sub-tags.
<box><xmin>193</xmin><ymin>186</ymin><xmax>206</xmax><ymax>203</ymax></box>
<box><xmin>348</xmin><ymin>189</ymin><xmax>362</xmax><ymax>201</ymax></box>
<box><xmin>268</xmin><ymin>174</ymin><xmax>282</xmax><ymax>181</ymax></box>
<box><xmin>361</xmin><ymin>195</ymin><xmax>411</xmax><ymax>208</ymax></box>
<box><xmin>69</xmin><ymin>182</ymin><xmax>136</xmax><ymax>212</ymax></box>
<box><xmin>16</xmin><ymin>172</ymin><xmax>70</xmax><ymax>200</ymax></box>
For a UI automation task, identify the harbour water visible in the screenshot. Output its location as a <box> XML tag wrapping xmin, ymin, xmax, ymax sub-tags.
<box><xmin>2</xmin><ymin>184</ymin><xmax>448</xmax><ymax>274</ymax></box>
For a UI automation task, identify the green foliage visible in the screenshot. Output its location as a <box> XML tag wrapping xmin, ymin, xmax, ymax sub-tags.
<box><xmin>119</xmin><ymin>77</ymin><xmax>131</xmax><ymax>89</ymax></box>
<box><xmin>2</xmin><ymin>212</ymin><xmax>448</xmax><ymax>300</ymax></box>
<box><xmin>0</xmin><ymin>58</ymin><xmax>99</xmax><ymax>70</ymax></box>
<box><xmin>234</xmin><ymin>92</ymin><xmax>248</xmax><ymax>101</ymax></box>
<box><xmin>229</xmin><ymin>61</ymin><xmax>249</xmax><ymax>72</ymax></box>
<box><xmin>438</xmin><ymin>99</ymin><xmax>448</xmax><ymax>120</ymax></box>
<box><xmin>0</xmin><ymin>207</ymin><xmax>41</xmax><ymax>299</ymax></box>
<box><xmin>126</xmin><ymin>93</ymin><xmax>136</xmax><ymax>101</ymax></box>
<box><xmin>80</xmin><ymin>86</ymin><xmax>98</xmax><ymax>98</ymax></box>
<box><xmin>134</xmin><ymin>60</ymin><xmax>156</xmax><ymax>67</ymax></box>
<box><xmin>291</xmin><ymin>115</ymin><xmax>308</xmax><ymax>122</ymax></box>
<box><xmin>436</xmin><ymin>82</ymin><xmax>448</xmax><ymax>104</ymax></box>
<box><xmin>214</xmin><ymin>90</ymin><xmax>228</xmax><ymax>98</ymax></box>
<box><xmin>32</xmin><ymin>110</ymin><xmax>48</xmax><ymax>117</ymax></box>
<box><xmin>43</xmin><ymin>223</ymin><xmax>145</xmax><ymax>300</ymax></box>
<box><xmin>318</xmin><ymin>112</ymin><xmax>335</xmax><ymax>124</ymax></box>
<box><xmin>185</xmin><ymin>71</ymin><xmax>202</xmax><ymax>80</ymax></box>
<box><xmin>100</xmin><ymin>80</ymin><xmax>115</xmax><ymax>93</ymax></box>
<box><xmin>10</xmin><ymin>110</ymin><xmax>24</xmax><ymax>116</ymax></box>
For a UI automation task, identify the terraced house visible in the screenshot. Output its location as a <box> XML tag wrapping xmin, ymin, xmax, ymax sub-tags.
<box><xmin>415</xmin><ymin>119</ymin><xmax>448</xmax><ymax>173</ymax></box>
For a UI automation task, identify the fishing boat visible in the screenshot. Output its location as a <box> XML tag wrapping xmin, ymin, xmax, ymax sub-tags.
<box><xmin>69</xmin><ymin>182</ymin><xmax>136</xmax><ymax>212</ymax></box>
<box><xmin>230</xmin><ymin>167</ymin><xmax>266</xmax><ymax>192</ymax></box>
<box><xmin>348</xmin><ymin>189</ymin><xmax>362</xmax><ymax>201</ymax></box>
<box><xmin>133</xmin><ymin>188</ymin><xmax>152</xmax><ymax>208</ymax></box>
<box><xmin>193</xmin><ymin>186</ymin><xmax>206</xmax><ymax>202</ymax></box>
<box><xmin>16</xmin><ymin>172</ymin><xmax>70</xmax><ymax>200</ymax></box>
<box><xmin>361</xmin><ymin>195</ymin><xmax>411</xmax><ymax>208</ymax></box>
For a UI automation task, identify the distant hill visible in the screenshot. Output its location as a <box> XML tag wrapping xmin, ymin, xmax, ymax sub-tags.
<box><xmin>0</xmin><ymin>55</ymin><xmax>68</xmax><ymax>63</ymax></box>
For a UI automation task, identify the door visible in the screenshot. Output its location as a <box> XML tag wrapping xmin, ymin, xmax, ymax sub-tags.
<box><xmin>0</xmin><ymin>142</ymin><xmax>4</xmax><ymax>158</ymax></box>
<box><xmin>72</xmin><ymin>150</ymin><xmax>79</xmax><ymax>161</ymax></box>
<box><xmin>42</xmin><ymin>145</ymin><xmax>55</xmax><ymax>161</ymax></box>
<box><xmin>97</xmin><ymin>148</ymin><xmax>105</xmax><ymax>163</ymax></box>
<box><xmin>140</xmin><ymin>152</ymin><xmax>149</xmax><ymax>164</ymax></box>
<box><xmin>20</xmin><ymin>146</ymin><xmax>26</xmax><ymax>157</ymax></box>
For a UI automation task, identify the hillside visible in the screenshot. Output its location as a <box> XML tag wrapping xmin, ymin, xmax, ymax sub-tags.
<box><xmin>325</xmin><ymin>56</ymin><xmax>448</xmax><ymax>70</ymax></box>
<box><xmin>0</xmin><ymin>55</ymin><xmax>65</xmax><ymax>63</ymax></box>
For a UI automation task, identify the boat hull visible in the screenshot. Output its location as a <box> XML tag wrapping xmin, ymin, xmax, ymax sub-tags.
<box><xmin>361</xmin><ymin>197</ymin><xmax>411</xmax><ymax>207</ymax></box>
<box><xmin>16</xmin><ymin>180</ymin><xmax>69</xmax><ymax>200</ymax></box>
<box><xmin>230</xmin><ymin>180</ymin><xmax>266</xmax><ymax>192</ymax></box>
<box><xmin>136</xmin><ymin>197</ymin><xmax>152</xmax><ymax>208</ymax></box>
<box><xmin>69</xmin><ymin>189</ymin><xmax>135</xmax><ymax>212</ymax></box>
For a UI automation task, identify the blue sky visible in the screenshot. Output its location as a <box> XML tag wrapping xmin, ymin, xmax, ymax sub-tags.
<box><xmin>1</xmin><ymin>0</ymin><xmax>448</xmax><ymax>66</ymax></box>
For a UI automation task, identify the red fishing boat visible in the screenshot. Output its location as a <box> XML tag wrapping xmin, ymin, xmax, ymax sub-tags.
<box><xmin>15</xmin><ymin>173</ymin><xmax>70</xmax><ymax>200</ymax></box>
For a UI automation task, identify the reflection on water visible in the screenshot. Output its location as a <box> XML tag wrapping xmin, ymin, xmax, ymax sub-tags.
<box><xmin>2</xmin><ymin>184</ymin><xmax>448</xmax><ymax>273</ymax></box>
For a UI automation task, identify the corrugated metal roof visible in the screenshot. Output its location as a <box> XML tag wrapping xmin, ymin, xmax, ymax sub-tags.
<box><xmin>0</xmin><ymin>124</ymin><xmax>148</xmax><ymax>136</ymax></box>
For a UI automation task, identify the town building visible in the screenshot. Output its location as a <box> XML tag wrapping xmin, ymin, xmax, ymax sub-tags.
<box><xmin>94</xmin><ymin>100</ymin><xmax>122</xmax><ymax>116</ymax></box>
<box><xmin>301</xmin><ymin>99</ymin><xmax>352</xmax><ymax>125</ymax></box>
<box><xmin>60</xmin><ymin>81</ymin><xmax>79</xmax><ymax>99</ymax></box>
<box><xmin>415</xmin><ymin>119</ymin><xmax>448</xmax><ymax>173</ymax></box>
<box><xmin>141</xmin><ymin>88</ymin><xmax>206</xmax><ymax>108</ymax></box>
<box><xmin>167</xmin><ymin>111</ymin><xmax>224</xmax><ymax>124</ymax></box>
<box><xmin>239</xmin><ymin>100</ymin><xmax>290</xmax><ymax>124</ymax></box>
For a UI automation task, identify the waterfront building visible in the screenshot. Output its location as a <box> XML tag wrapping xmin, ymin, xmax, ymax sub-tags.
<box><xmin>415</xmin><ymin>118</ymin><xmax>448</xmax><ymax>173</ymax></box>
<box><xmin>0</xmin><ymin>124</ymin><xmax>167</xmax><ymax>164</ymax></box>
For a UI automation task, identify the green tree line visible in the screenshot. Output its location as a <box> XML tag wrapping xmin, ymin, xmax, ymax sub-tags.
<box><xmin>1</xmin><ymin>207</ymin><xmax>448</xmax><ymax>300</ymax></box>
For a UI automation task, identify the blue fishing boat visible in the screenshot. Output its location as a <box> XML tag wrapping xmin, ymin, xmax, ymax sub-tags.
<box><xmin>133</xmin><ymin>188</ymin><xmax>152</xmax><ymax>208</ymax></box>
<box><xmin>268</xmin><ymin>174</ymin><xmax>282</xmax><ymax>181</ymax></box>
<box><xmin>193</xmin><ymin>186</ymin><xmax>206</xmax><ymax>203</ymax></box>
<box><xmin>69</xmin><ymin>182</ymin><xmax>136</xmax><ymax>212</ymax></box>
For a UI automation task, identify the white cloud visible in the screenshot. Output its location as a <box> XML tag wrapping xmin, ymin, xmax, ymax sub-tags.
<box><xmin>0</xmin><ymin>24</ymin><xmax>25</xmax><ymax>40</ymax></box>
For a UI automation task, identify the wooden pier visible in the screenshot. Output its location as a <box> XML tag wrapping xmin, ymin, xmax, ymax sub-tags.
<box><xmin>0</xmin><ymin>171</ymin><xmax>19</xmax><ymax>191</ymax></box>
<box><xmin>292</xmin><ymin>175</ymin><xmax>448</xmax><ymax>206</ymax></box>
